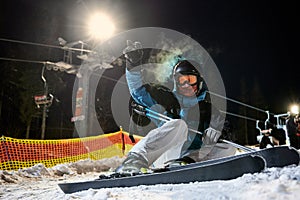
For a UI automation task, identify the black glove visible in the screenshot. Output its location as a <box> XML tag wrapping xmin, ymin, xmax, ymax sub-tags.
<box><xmin>123</xmin><ymin>40</ymin><xmax>143</xmax><ymax>62</ymax></box>
<box><xmin>123</xmin><ymin>40</ymin><xmax>144</xmax><ymax>69</ymax></box>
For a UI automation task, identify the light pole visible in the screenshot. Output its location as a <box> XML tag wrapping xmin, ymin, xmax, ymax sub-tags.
<box><xmin>41</xmin><ymin>63</ymin><xmax>47</xmax><ymax>139</ymax></box>
<box><xmin>35</xmin><ymin>61</ymin><xmax>78</xmax><ymax>139</ymax></box>
<box><xmin>34</xmin><ymin>62</ymin><xmax>55</xmax><ymax>139</ymax></box>
<box><xmin>38</xmin><ymin>63</ymin><xmax>56</xmax><ymax>139</ymax></box>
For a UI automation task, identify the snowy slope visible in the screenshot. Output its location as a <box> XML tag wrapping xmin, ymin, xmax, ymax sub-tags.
<box><xmin>0</xmin><ymin>154</ymin><xmax>300</xmax><ymax>200</ymax></box>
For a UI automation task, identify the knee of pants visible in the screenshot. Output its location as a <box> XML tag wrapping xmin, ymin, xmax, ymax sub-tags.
<box><xmin>167</xmin><ymin>119</ymin><xmax>188</xmax><ymax>139</ymax></box>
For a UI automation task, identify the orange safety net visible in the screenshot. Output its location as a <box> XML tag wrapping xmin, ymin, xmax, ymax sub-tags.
<box><xmin>0</xmin><ymin>130</ymin><xmax>142</xmax><ymax>171</ymax></box>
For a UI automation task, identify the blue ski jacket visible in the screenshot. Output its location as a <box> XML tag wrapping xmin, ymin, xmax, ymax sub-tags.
<box><xmin>126</xmin><ymin>69</ymin><xmax>211</xmax><ymax>151</ymax></box>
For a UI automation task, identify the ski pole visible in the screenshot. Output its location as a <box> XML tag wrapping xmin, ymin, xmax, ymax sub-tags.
<box><xmin>134</xmin><ymin>105</ymin><xmax>203</xmax><ymax>135</ymax></box>
<box><xmin>133</xmin><ymin>105</ymin><xmax>255</xmax><ymax>152</ymax></box>
<box><xmin>144</xmin><ymin>111</ymin><xmax>203</xmax><ymax>135</ymax></box>
<box><xmin>146</xmin><ymin>109</ymin><xmax>255</xmax><ymax>151</ymax></box>
<box><xmin>219</xmin><ymin>139</ymin><xmax>255</xmax><ymax>152</ymax></box>
<box><xmin>146</xmin><ymin>113</ymin><xmax>169</xmax><ymax>123</ymax></box>
<box><xmin>132</xmin><ymin>104</ymin><xmax>171</xmax><ymax>123</ymax></box>
<box><xmin>145</xmin><ymin>107</ymin><xmax>174</xmax><ymax>122</ymax></box>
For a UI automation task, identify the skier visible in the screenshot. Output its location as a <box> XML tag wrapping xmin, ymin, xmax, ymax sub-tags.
<box><xmin>286</xmin><ymin>114</ymin><xmax>300</xmax><ymax>149</ymax></box>
<box><xmin>116</xmin><ymin>41</ymin><xmax>236</xmax><ymax>174</ymax></box>
<box><xmin>259</xmin><ymin>123</ymin><xmax>286</xmax><ymax>149</ymax></box>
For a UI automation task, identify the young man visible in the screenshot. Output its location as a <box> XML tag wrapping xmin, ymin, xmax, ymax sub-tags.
<box><xmin>116</xmin><ymin>42</ymin><xmax>236</xmax><ymax>174</ymax></box>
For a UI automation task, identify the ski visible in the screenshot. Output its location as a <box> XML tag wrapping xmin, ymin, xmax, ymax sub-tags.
<box><xmin>59</xmin><ymin>153</ymin><xmax>265</xmax><ymax>194</ymax></box>
<box><xmin>158</xmin><ymin>146</ymin><xmax>299</xmax><ymax>173</ymax></box>
<box><xmin>253</xmin><ymin>146</ymin><xmax>299</xmax><ymax>167</ymax></box>
<box><xmin>58</xmin><ymin>146</ymin><xmax>299</xmax><ymax>194</ymax></box>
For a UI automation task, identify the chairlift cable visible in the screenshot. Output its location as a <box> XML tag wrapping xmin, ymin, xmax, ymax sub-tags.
<box><xmin>208</xmin><ymin>91</ymin><xmax>268</xmax><ymax>114</ymax></box>
<box><xmin>220</xmin><ymin>110</ymin><xmax>263</xmax><ymax>123</ymax></box>
<box><xmin>0</xmin><ymin>40</ymin><xmax>279</xmax><ymax>124</ymax></box>
<box><xmin>0</xmin><ymin>57</ymin><xmax>45</xmax><ymax>64</ymax></box>
<box><xmin>0</xmin><ymin>38</ymin><xmax>93</xmax><ymax>53</ymax></box>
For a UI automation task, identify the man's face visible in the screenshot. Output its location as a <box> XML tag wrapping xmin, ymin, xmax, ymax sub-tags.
<box><xmin>176</xmin><ymin>74</ymin><xmax>198</xmax><ymax>97</ymax></box>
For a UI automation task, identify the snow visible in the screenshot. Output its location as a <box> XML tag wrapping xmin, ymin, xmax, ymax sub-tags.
<box><xmin>1</xmin><ymin>154</ymin><xmax>300</xmax><ymax>200</ymax></box>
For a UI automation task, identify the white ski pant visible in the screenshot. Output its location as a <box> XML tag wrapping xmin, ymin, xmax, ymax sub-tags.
<box><xmin>129</xmin><ymin>119</ymin><xmax>236</xmax><ymax>168</ymax></box>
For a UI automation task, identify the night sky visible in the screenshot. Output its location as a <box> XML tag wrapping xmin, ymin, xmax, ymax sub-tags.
<box><xmin>0</xmin><ymin>0</ymin><xmax>299</xmax><ymax>138</ymax></box>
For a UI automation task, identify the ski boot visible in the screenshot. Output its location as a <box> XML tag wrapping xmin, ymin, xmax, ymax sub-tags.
<box><xmin>114</xmin><ymin>152</ymin><xmax>149</xmax><ymax>176</ymax></box>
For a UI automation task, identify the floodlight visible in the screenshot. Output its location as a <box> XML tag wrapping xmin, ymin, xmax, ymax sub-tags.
<box><xmin>87</xmin><ymin>12</ymin><xmax>115</xmax><ymax>40</ymax></box>
<box><xmin>290</xmin><ymin>104</ymin><xmax>299</xmax><ymax>115</ymax></box>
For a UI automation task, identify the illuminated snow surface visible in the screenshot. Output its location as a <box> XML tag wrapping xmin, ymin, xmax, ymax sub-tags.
<box><xmin>1</xmin><ymin>151</ymin><xmax>300</xmax><ymax>200</ymax></box>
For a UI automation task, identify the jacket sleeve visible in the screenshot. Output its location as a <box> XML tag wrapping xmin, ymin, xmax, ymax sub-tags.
<box><xmin>126</xmin><ymin>69</ymin><xmax>157</xmax><ymax>108</ymax></box>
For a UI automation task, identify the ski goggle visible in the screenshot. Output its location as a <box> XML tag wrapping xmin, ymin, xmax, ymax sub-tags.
<box><xmin>176</xmin><ymin>74</ymin><xmax>198</xmax><ymax>86</ymax></box>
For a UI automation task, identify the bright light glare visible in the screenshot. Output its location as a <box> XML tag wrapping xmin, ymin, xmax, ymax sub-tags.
<box><xmin>290</xmin><ymin>104</ymin><xmax>299</xmax><ymax>115</ymax></box>
<box><xmin>88</xmin><ymin>13</ymin><xmax>115</xmax><ymax>40</ymax></box>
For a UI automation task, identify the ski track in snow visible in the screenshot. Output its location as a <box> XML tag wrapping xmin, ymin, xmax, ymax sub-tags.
<box><xmin>1</xmin><ymin>154</ymin><xmax>300</xmax><ymax>200</ymax></box>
